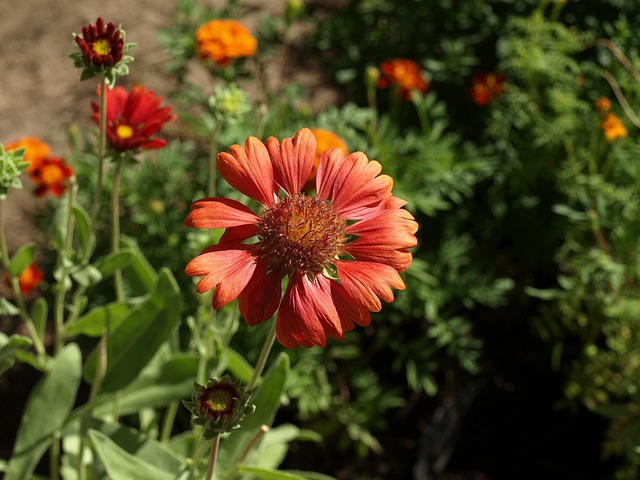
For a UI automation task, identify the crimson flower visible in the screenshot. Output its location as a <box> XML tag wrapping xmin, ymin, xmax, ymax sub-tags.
<box><xmin>30</xmin><ymin>156</ymin><xmax>74</xmax><ymax>197</ymax></box>
<box><xmin>91</xmin><ymin>86</ymin><xmax>176</xmax><ymax>152</ymax></box>
<box><xmin>4</xmin><ymin>262</ymin><xmax>44</xmax><ymax>296</ymax></box>
<box><xmin>75</xmin><ymin>17</ymin><xmax>124</xmax><ymax>67</ymax></box>
<box><xmin>377</xmin><ymin>59</ymin><xmax>429</xmax><ymax>100</ymax></box>
<box><xmin>185</xmin><ymin>128</ymin><xmax>418</xmax><ymax>348</ymax></box>
<box><xmin>469</xmin><ymin>71</ymin><xmax>506</xmax><ymax>106</ymax></box>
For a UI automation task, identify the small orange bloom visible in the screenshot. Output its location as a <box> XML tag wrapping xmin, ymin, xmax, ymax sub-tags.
<box><xmin>305</xmin><ymin>129</ymin><xmax>349</xmax><ymax>190</ymax></box>
<box><xmin>30</xmin><ymin>156</ymin><xmax>74</xmax><ymax>197</ymax></box>
<box><xmin>4</xmin><ymin>262</ymin><xmax>44</xmax><ymax>296</ymax></box>
<box><xmin>470</xmin><ymin>71</ymin><xmax>506</xmax><ymax>106</ymax></box>
<box><xmin>5</xmin><ymin>137</ymin><xmax>50</xmax><ymax>173</ymax></box>
<box><xmin>601</xmin><ymin>113</ymin><xmax>627</xmax><ymax>142</ymax></box>
<box><xmin>195</xmin><ymin>19</ymin><xmax>258</xmax><ymax>67</ymax></box>
<box><xmin>377</xmin><ymin>59</ymin><xmax>429</xmax><ymax>100</ymax></box>
<box><xmin>594</xmin><ymin>97</ymin><xmax>611</xmax><ymax>113</ymax></box>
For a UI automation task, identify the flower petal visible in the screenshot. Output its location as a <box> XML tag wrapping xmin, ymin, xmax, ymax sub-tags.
<box><xmin>330</xmin><ymin>280</ymin><xmax>371</xmax><ymax>328</ymax></box>
<box><xmin>217</xmin><ymin>136</ymin><xmax>277</xmax><ymax>207</ymax></box>
<box><xmin>266</xmin><ymin>128</ymin><xmax>315</xmax><ymax>196</ymax></box>
<box><xmin>185</xmin><ymin>197</ymin><xmax>260</xmax><ymax>229</ymax></box>
<box><xmin>276</xmin><ymin>273</ymin><xmax>343</xmax><ymax>348</ymax></box>
<box><xmin>335</xmin><ymin>260</ymin><xmax>405</xmax><ymax>312</ymax></box>
<box><xmin>238</xmin><ymin>261</ymin><xmax>283</xmax><ymax>326</ymax></box>
<box><xmin>316</xmin><ymin>150</ymin><xmax>393</xmax><ymax>219</ymax></box>
<box><xmin>185</xmin><ymin>245</ymin><xmax>257</xmax><ymax>309</ymax></box>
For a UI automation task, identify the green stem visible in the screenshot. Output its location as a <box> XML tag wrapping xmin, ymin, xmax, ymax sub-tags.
<box><xmin>91</xmin><ymin>76</ymin><xmax>108</xmax><ymax>224</ymax></box>
<box><xmin>53</xmin><ymin>178</ymin><xmax>77</xmax><ymax>355</ymax></box>
<box><xmin>0</xmin><ymin>199</ymin><xmax>46</xmax><ymax>358</ymax></box>
<box><xmin>160</xmin><ymin>401</ymin><xmax>180</xmax><ymax>443</ymax></box>
<box><xmin>111</xmin><ymin>155</ymin><xmax>124</xmax><ymax>302</ymax></box>
<box><xmin>204</xmin><ymin>435</ymin><xmax>221</xmax><ymax>480</ymax></box>
<box><xmin>50</xmin><ymin>435</ymin><xmax>60</xmax><ymax>480</ymax></box>
<box><xmin>208</xmin><ymin>122</ymin><xmax>220</xmax><ymax>198</ymax></box>
<box><xmin>245</xmin><ymin>318</ymin><xmax>278</xmax><ymax>393</ymax></box>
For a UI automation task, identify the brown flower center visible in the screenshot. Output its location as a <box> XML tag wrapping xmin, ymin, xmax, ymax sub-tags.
<box><xmin>256</xmin><ymin>194</ymin><xmax>347</xmax><ymax>276</ymax></box>
<box><xmin>200</xmin><ymin>383</ymin><xmax>238</xmax><ymax>419</ymax></box>
<box><xmin>92</xmin><ymin>38</ymin><xmax>112</xmax><ymax>56</ymax></box>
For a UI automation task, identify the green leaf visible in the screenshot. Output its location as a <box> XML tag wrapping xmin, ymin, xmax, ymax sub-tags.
<box><xmin>218</xmin><ymin>353</ymin><xmax>290</xmax><ymax>475</ymax></box>
<box><xmin>237</xmin><ymin>466</ymin><xmax>314</xmax><ymax>480</ymax></box>
<box><xmin>84</xmin><ymin>268</ymin><xmax>182</xmax><ymax>392</ymax></box>
<box><xmin>0</xmin><ymin>298</ymin><xmax>20</xmax><ymax>316</ymax></box>
<box><xmin>88</xmin><ymin>430</ymin><xmax>176</xmax><ymax>480</ymax></box>
<box><xmin>120</xmin><ymin>236</ymin><xmax>157</xmax><ymax>296</ymax></box>
<box><xmin>31</xmin><ymin>298</ymin><xmax>47</xmax><ymax>342</ymax></box>
<box><xmin>8</xmin><ymin>242</ymin><xmax>36</xmax><ymax>277</ymax></box>
<box><xmin>224</xmin><ymin>348</ymin><xmax>254</xmax><ymax>383</ymax></box>
<box><xmin>94</xmin><ymin>249</ymin><xmax>135</xmax><ymax>278</ymax></box>
<box><xmin>5</xmin><ymin>344</ymin><xmax>81</xmax><ymax>480</ymax></box>
<box><xmin>72</xmin><ymin>204</ymin><xmax>95</xmax><ymax>259</ymax></box>
<box><xmin>93</xmin><ymin>353</ymin><xmax>198</xmax><ymax>417</ymax></box>
<box><xmin>70</xmin><ymin>263</ymin><xmax>103</xmax><ymax>287</ymax></box>
<box><xmin>283</xmin><ymin>471</ymin><xmax>338</xmax><ymax>480</ymax></box>
<box><xmin>65</xmin><ymin>302</ymin><xmax>129</xmax><ymax>337</ymax></box>
<box><xmin>0</xmin><ymin>333</ymin><xmax>32</xmax><ymax>376</ymax></box>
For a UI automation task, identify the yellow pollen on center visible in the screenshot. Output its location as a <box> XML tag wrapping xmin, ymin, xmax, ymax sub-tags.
<box><xmin>205</xmin><ymin>390</ymin><xmax>233</xmax><ymax>413</ymax></box>
<box><xmin>116</xmin><ymin>124</ymin><xmax>134</xmax><ymax>139</ymax></box>
<box><xmin>92</xmin><ymin>39</ymin><xmax>112</xmax><ymax>56</ymax></box>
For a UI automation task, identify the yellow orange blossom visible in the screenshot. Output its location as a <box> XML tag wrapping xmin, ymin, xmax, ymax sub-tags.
<box><xmin>594</xmin><ymin>97</ymin><xmax>611</xmax><ymax>113</ymax></box>
<box><xmin>305</xmin><ymin>129</ymin><xmax>349</xmax><ymax>190</ymax></box>
<box><xmin>601</xmin><ymin>113</ymin><xmax>627</xmax><ymax>142</ymax></box>
<box><xmin>377</xmin><ymin>59</ymin><xmax>429</xmax><ymax>100</ymax></box>
<box><xmin>4</xmin><ymin>262</ymin><xmax>44</xmax><ymax>296</ymax></box>
<box><xmin>195</xmin><ymin>19</ymin><xmax>257</xmax><ymax>67</ymax></box>
<box><xmin>5</xmin><ymin>137</ymin><xmax>50</xmax><ymax>173</ymax></box>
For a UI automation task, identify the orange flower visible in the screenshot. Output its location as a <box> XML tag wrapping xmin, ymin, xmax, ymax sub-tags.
<box><xmin>594</xmin><ymin>97</ymin><xmax>611</xmax><ymax>113</ymax></box>
<box><xmin>305</xmin><ymin>129</ymin><xmax>349</xmax><ymax>190</ymax></box>
<box><xmin>30</xmin><ymin>156</ymin><xmax>74</xmax><ymax>197</ymax></box>
<box><xmin>5</xmin><ymin>137</ymin><xmax>50</xmax><ymax>173</ymax></box>
<box><xmin>377</xmin><ymin>59</ymin><xmax>429</xmax><ymax>100</ymax></box>
<box><xmin>470</xmin><ymin>71</ymin><xmax>506</xmax><ymax>106</ymax></box>
<box><xmin>185</xmin><ymin>129</ymin><xmax>418</xmax><ymax>348</ymax></box>
<box><xmin>4</xmin><ymin>262</ymin><xmax>44</xmax><ymax>296</ymax></box>
<box><xmin>195</xmin><ymin>19</ymin><xmax>258</xmax><ymax>67</ymax></box>
<box><xmin>601</xmin><ymin>113</ymin><xmax>627</xmax><ymax>142</ymax></box>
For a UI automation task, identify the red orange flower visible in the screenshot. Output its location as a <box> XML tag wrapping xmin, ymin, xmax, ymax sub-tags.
<box><xmin>5</xmin><ymin>262</ymin><xmax>44</xmax><ymax>296</ymax></box>
<box><xmin>470</xmin><ymin>71</ymin><xmax>506</xmax><ymax>106</ymax></box>
<box><xmin>29</xmin><ymin>156</ymin><xmax>74</xmax><ymax>197</ymax></box>
<box><xmin>5</xmin><ymin>137</ymin><xmax>50</xmax><ymax>173</ymax></box>
<box><xmin>195</xmin><ymin>19</ymin><xmax>258</xmax><ymax>67</ymax></box>
<box><xmin>601</xmin><ymin>113</ymin><xmax>627</xmax><ymax>142</ymax></box>
<box><xmin>594</xmin><ymin>97</ymin><xmax>611</xmax><ymax>113</ymax></box>
<box><xmin>185</xmin><ymin>128</ymin><xmax>418</xmax><ymax>348</ymax></box>
<box><xmin>91</xmin><ymin>86</ymin><xmax>176</xmax><ymax>152</ymax></box>
<box><xmin>377</xmin><ymin>59</ymin><xmax>429</xmax><ymax>100</ymax></box>
<box><xmin>75</xmin><ymin>17</ymin><xmax>124</xmax><ymax>67</ymax></box>
<box><xmin>305</xmin><ymin>129</ymin><xmax>349</xmax><ymax>190</ymax></box>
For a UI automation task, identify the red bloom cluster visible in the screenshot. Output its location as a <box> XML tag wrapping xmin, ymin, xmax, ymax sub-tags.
<box><xmin>377</xmin><ymin>59</ymin><xmax>429</xmax><ymax>100</ymax></box>
<box><xmin>92</xmin><ymin>86</ymin><xmax>176</xmax><ymax>152</ymax></box>
<box><xmin>4</xmin><ymin>262</ymin><xmax>44</xmax><ymax>296</ymax></box>
<box><xmin>470</xmin><ymin>71</ymin><xmax>506</xmax><ymax>106</ymax></box>
<box><xmin>75</xmin><ymin>17</ymin><xmax>124</xmax><ymax>67</ymax></box>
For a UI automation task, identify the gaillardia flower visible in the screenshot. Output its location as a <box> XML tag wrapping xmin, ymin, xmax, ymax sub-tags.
<box><xmin>601</xmin><ymin>113</ymin><xmax>627</xmax><ymax>142</ymax></box>
<box><xmin>5</xmin><ymin>262</ymin><xmax>45</xmax><ymax>296</ymax></box>
<box><xmin>377</xmin><ymin>59</ymin><xmax>429</xmax><ymax>100</ymax></box>
<box><xmin>305</xmin><ymin>129</ymin><xmax>349</xmax><ymax>190</ymax></box>
<box><xmin>5</xmin><ymin>137</ymin><xmax>50</xmax><ymax>173</ymax></box>
<box><xmin>185</xmin><ymin>128</ymin><xmax>418</xmax><ymax>348</ymax></box>
<box><xmin>183</xmin><ymin>376</ymin><xmax>254</xmax><ymax>438</ymax></box>
<box><xmin>195</xmin><ymin>19</ymin><xmax>258</xmax><ymax>67</ymax></box>
<box><xmin>30</xmin><ymin>156</ymin><xmax>74</xmax><ymax>197</ymax></box>
<box><xmin>74</xmin><ymin>17</ymin><xmax>124</xmax><ymax>68</ymax></box>
<box><xmin>470</xmin><ymin>71</ymin><xmax>506</xmax><ymax>106</ymax></box>
<box><xmin>91</xmin><ymin>86</ymin><xmax>176</xmax><ymax>152</ymax></box>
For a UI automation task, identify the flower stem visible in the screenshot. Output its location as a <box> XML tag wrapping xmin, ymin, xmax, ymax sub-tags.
<box><xmin>111</xmin><ymin>155</ymin><xmax>124</xmax><ymax>302</ymax></box>
<box><xmin>208</xmin><ymin>122</ymin><xmax>220</xmax><ymax>198</ymax></box>
<box><xmin>245</xmin><ymin>317</ymin><xmax>278</xmax><ymax>393</ymax></box>
<box><xmin>204</xmin><ymin>434</ymin><xmax>221</xmax><ymax>480</ymax></box>
<box><xmin>91</xmin><ymin>76</ymin><xmax>108</xmax><ymax>224</ymax></box>
<box><xmin>0</xmin><ymin>199</ymin><xmax>46</xmax><ymax>359</ymax></box>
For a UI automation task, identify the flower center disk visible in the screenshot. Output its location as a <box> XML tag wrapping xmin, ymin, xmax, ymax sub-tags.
<box><xmin>257</xmin><ymin>194</ymin><xmax>347</xmax><ymax>276</ymax></box>
<box><xmin>92</xmin><ymin>38</ymin><xmax>112</xmax><ymax>56</ymax></box>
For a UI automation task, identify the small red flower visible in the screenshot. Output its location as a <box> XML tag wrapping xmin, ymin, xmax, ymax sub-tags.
<box><xmin>470</xmin><ymin>71</ymin><xmax>506</xmax><ymax>106</ymax></box>
<box><xmin>185</xmin><ymin>128</ymin><xmax>418</xmax><ymax>348</ymax></box>
<box><xmin>29</xmin><ymin>157</ymin><xmax>74</xmax><ymax>197</ymax></box>
<box><xmin>92</xmin><ymin>86</ymin><xmax>176</xmax><ymax>152</ymax></box>
<box><xmin>377</xmin><ymin>59</ymin><xmax>429</xmax><ymax>100</ymax></box>
<box><xmin>5</xmin><ymin>262</ymin><xmax>44</xmax><ymax>296</ymax></box>
<box><xmin>5</xmin><ymin>137</ymin><xmax>51</xmax><ymax>173</ymax></box>
<box><xmin>75</xmin><ymin>17</ymin><xmax>124</xmax><ymax>67</ymax></box>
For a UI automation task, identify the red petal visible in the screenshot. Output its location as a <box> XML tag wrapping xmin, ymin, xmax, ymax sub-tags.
<box><xmin>185</xmin><ymin>197</ymin><xmax>260</xmax><ymax>229</ymax></box>
<box><xmin>266</xmin><ymin>128</ymin><xmax>315</xmax><ymax>196</ymax></box>
<box><xmin>238</xmin><ymin>261</ymin><xmax>283</xmax><ymax>326</ymax></box>
<box><xmin>335</xmin><ymin>260</ymin><xmax>405</xmax><ymax>312</ymax></box>
<box><xmin>217</xmin><ymin>137</ymin><xmax>277</xmax><ymax>207</ymax></box>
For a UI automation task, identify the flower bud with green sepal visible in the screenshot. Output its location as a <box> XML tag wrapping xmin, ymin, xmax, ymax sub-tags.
<box><xmin>0</xmin><ymin>145</ymin><xmax>28</xmax><ymax>200</ymax></box>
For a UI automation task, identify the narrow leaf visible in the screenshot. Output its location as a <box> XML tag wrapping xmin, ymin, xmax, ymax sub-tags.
<box><xmin>65</xmin><ymin>302</ymin><xmax>129</xmax><ymax>337</ymax></box>
<box><xmin>30</xmin><ymin>298</ymin><xmax>47</xmax><ymax>342</ymax></box>
<box><xmin>94</xmin><ymin>249</ymin><xmax>135</xmax><ymax>278</ymax></box>
<box><xmin>8</xmin><ymin>242</ymin><xmax>36</xmax><ymax>277</ymax></box>
<box><xmin>72</xmin><ymin>204</ymin><xmax>95</xmax><ymax>259</ymax></box>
